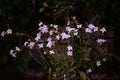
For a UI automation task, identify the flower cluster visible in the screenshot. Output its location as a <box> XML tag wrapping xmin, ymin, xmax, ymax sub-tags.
<box><xmin>0</xmin><ymin>21</ymin><xmax>107</xmax><ymax>79</ymax></box>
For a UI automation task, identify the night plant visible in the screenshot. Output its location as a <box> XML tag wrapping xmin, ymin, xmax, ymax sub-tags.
<box><xmin>1</xmin><ymin>18</ymin><xmax>107</xmax><ymax>80</ymax></box>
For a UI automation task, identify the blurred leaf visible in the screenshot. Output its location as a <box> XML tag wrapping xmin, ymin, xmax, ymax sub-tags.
<box><xmin>80</xmin><ymin>71</ymin><xmax>86</xmax><ymax>80</ymax></box>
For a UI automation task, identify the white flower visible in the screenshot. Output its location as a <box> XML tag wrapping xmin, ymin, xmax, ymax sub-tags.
<box><xmin>93</xmin><ymin>27</ymin><xmax>98</xmax><ymax>32</ymax></box>
<box><xmin>15</xmin><ymin>46</ymin><xmax>20</xmax><ymax>52</ymax></box>
<box><xmin>96</xmin><ymin>39</ymin><xmax>106</xmax><ymax>45</ymax></box>
<box><xmin>49</xmin><ymin>30</ymin><xmax>54</xmax><ymax>35</ymax></box>
<box><xmin>1</xmin><ymin>31</ymin><xmax>6</xmax><ymax>37</ymax></box>
<box><xmin>24</xmin><ymin>41</ymin><xmax>28</xmax><ymax>46</ymax></box>
<box><xmin>46</xmin><ymin>41</ymin><xmax>54</xmax><ymax>48</ymax></box>
<box><xmin>49</xmin><ymin>50</ymin><xmax>55</xmax><ymax>54</ymax></box>
<box><xmin>100</xmin><ymin>27</ymin><xmax>106</xmax><ymax>33</ymax></box>
<box><xmin>67</xmin><ymin>45</ymin><xmax>73</xmax><ymax>51</ymax></box>
<box><xmin>61</xmin><ymin>32</ymin><xmax>70</xmax><ymax>40</ymax></box>
<box><xmin>56</xmin><ymin>35</ymin><xmax>60</xmax><ymax>40</ymax></box>
<box><xmin>88</xmin><ymin>24</ymin><xmax>95</xmax><ymax>29</ymax></box>
<box><xmin>47</xmin><ymin>37</ymin><xmax>52</xmax><ymax>42</ymax></box>
<box><xmin>10</xmin><ymin>50</ymin><xmax>16</xmax><ymax>57</ymax></box>
<box><xmin>28</xmin><ymin>42</ymin><xmax>35</xmax><ymax>49</ymax></box>
<box><xmin>66</xmin><ymin>27</ymin><xmax>75</xmax><ymax>33</ymax></box>
<box><xmin>77</xmin><ymin>24</ymin><xmax>82</xmax><ymax>28</ymax></box>
<box><xmin>64</xmin><ymin>74</ymin><xmax>66</xmax><ymax>80</ymax></box>
<box><xmin>67</xmin><ymin>20</ymin><xmax>70</xmax><ymax>25</ymax></box>
<box><xmin>38</xmin><ymin>22</ymin><xmax>43</xmax><ymax>26</ymax></box>
<box><xmin>50</xmin><ymin>24</ymin><xmax>53</xmax><ymax>27</ymax></box>
<box><xmin>96</xmin><ymin>61</ymin><xmax>101</xmax><ymax>67</ymax></box>
<box><xmin>67</xmin><ymin>51</ymin><xmax>72</xmax><ymax>56</ymax></box>
<box><xmin>87</xmin><ymin>68</ymin><xmax>92</xmax><ymax>73</ymax></box>
<box><xmin>53</xmin><ymin>25</ymin><xmax>58</xmax><ymax>29</ymax></box>
<box><xmin>6</xmin><ymin>28</ymin><xmax>12</xmax><ymax>34</ymax></box>
<box><xmin>39</xmin><ymin>25</ymin><xmax>48</xmax><ymax>33</ymax></box>
<box><xmin>85</xmin><ymin>28</ymin><xmax>92</xmax><ymax>33</ymax></box>
<box><xmin>35</xmin><ymin>35</ymin><xmax>41</xmax><ymax>41</ymax></box>
<box><xmin>38</xmin><ymin>43</ymin><xmax>43</xmax><ymax>48</ymax></box>
<box><xmin>73</xmin><ymin>29</ymin><xmax>78</xmax><ymax>36</ymax></box>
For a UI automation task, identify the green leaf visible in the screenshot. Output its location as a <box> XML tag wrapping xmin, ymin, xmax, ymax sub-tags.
<box><xmin>80</xmin><ymin>71</ymin><xmax>86</xmax><ymax>80</ymax></box>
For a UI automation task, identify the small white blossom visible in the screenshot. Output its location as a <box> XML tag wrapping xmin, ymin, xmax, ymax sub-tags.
<box><xmin>39</xmin><ymin>25</ymin><xmax>48</xmax><ymax>33</ymax></box>
<box><xmin>77</xmin><ymin>24</ymin><xmax>82</xmax><ymax>28</ymax></box>
<box><xmin>44</xmin><ymin>51</ymin><xmax>46</xmax><ymax>54</ymax></box>
<box><xmin>38</xmin><ymin>22</ymin><xmax>43</xmax><ymax>26</ymax></box>
<box><xmin>56</xmin><ymin>35</ymin><xmax>60</xmax><ymax>40</ymax></box>
<box><xmin>88</xmin><ymin>24</ymin><xmax>95</xmax><ymax>29</ymax></box>
<box><xmin>10</xmin><ymin>50</ymin><xmax>16</xmax><ymax>57</ymax></box>
<box><xmin>96</xmin><ymin>61</ymin><xmax>101</xmax><ymax>67</ymax></box>
<box><xmin>53</xmin><ymin>25</ymin><xmax>58</xmax><ymax>29</ymax></box>
<box><xmin>96</xmin><ymin>39</ymin><xmax>106</xmax><ymax>45</ymax></box>
<box><xmin>1</xmin><ymin>31</ymin><xmax>6</xmax><ymax>37</ymax></box>
<box><xmin>49</xmin><ymin>50</ymin><xmax>55</xmax><ymax>55</ymax></box>
<box><xmin>85</xmin><ymin>28</ymin><xmax>92</xmax><ymax>33</ymax></box>
<box><xmin>87</xmin><ymin>68</ymin><xmax>92</xmax><ymax>73</ymax></box>
<box><xmin>46</xmin><ymin>41</ymin><xmax>54</xmax><ymax>48</ymax></box>
<box><xmin>67</xmin><ymin>20</ymin><xmax>70</xmax><ymax>25</ymax></box>
<box><xmin>38</xmin><ymin>43</ymin><xmax>43</xmax><ymax>48</ymax></box>
<box><xmin>6</xmin><ymin>28</ymin><xmax>12</xmax><ymax>34</ymax></box>
<box><xmin>61</xmin><ymin>32</ymin><xmax>70</xmax><ymax>40</ymax></box>
<box><xmin>64</xmin><ymin>74</ymin><xmax>66</xmax><ymax>80</ymax></box>
<box><xmin>28</xmin><ymin>42</ymin><xmax>35</xmax><ymax>49</ymax></box>
<box><xmin>93</xmin><ymin>27</ymin><xmax>98</xmax><ymax>32</ymax></box>
<box><xmin>15</xmin><ymin>46</ymin><xmax>20</xmax><ymax>52</ymax></box>
<box><xmin>24</xmin><ymin>41</ymin><xmax>28</xmax><ymax>46</ymax></box>
<box><xmin>47</xmin><ymin>37</ymin><xmax>52</xmax><ymax>42</ymax></box>
<box><xmin>67</xmin><ymin>45</ymin><xmax>73</xmax><ymax>51</ymax></box>
<box><xmin>100</xmin><ymin>27</ymin><xmax>106</xmax><ymax>33</ymax></box>
<box><xmin>66</xmin><ymin>27</ymin><xmax>75</xmax><ymax>33</ymax></box>
<box><xmin>49</xmin><ymin>30</ymin><xmax>54</xmax><ymax>35</ymax></box>
<box><xmin>35</xmin><ymin>35</ymin><xmax>41</xmax><ymax>41</ymax></box>
<box><xmin>67</xmin><ymin>51</ymin><xmax>72</xmax><ymax>56</ymax></box>
<box><xmin>73</xmin><ymin>29</ymin><xmax>78</xmax><ymax>36</ymax></box>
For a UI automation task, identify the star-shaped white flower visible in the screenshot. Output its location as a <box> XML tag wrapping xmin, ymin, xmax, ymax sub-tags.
<box><xmin>67</xmin><ymin>45</ymin><xmax>73</xmax><ymax>51</ymax></box>
<box><xmin>38</xmin><ymin>43</ymin><xmax>43</xmax><ymax>48</ymax></box>
<box><xmin>1</xmin><ymin>31</ymin><xmax>6</xmax><ymax>37</ymax></box>
<box><xmin>100</xmin><ymin>27</ymin><xmax>106</xmax><ymax>33</ymax></box>
<box><xmin>15</xmin><ymin>46</ymin><xmax>20</xmax><ymax>52</ymax></box>
<box><xmin>6</xmin><ymin>28</ymin><xmax>12</xmax><ymax>34</ymax></box>
<box><xmin>88</xmin><ymin>24</ymin><xmax>95</xmax><ymax>29</ymax></box>
<box><xmin>85</xmin><ymin>28</ymin><xmax>92</xmax><ymax>33</ymax></box>
<box><xmin>67</xmin><ymin>51</ymin><xmax>72</xmax><ymax>56</ymax></box>
<box><xmin>28</xmin><ymin>42</ymin><xmax>35</xmax><ymax>49</ymax></box>
<box><xmin>10</xmin><ymin>49</ymin><xmax>16</xmax><ymax>57</ymax></box>
<box><xmin>87</xmin><ymin>68</ymin><xmax>92</xmax><ymax>73</ymax></box>
<box><xmin>56</xmin><ymin>35</ymin><xmax>60</xmax><ymax>40</ymax></box>
<box><xmin>77</xmin><ymin>24</ymin><xmax>82</xmax><ymax>28</ymax></box>
<box><xmin>61</xmin><ymin>32</ymin><xmax>70</xmax><ymax>40</ymax></box>
<box><xmin>96</xmin><ymin>61</ymin><xmax>101</xmax><ymax>67</ymax></box>
<box><xmin>96</xmin><ymin>38</ymin><xmax>106</xmax><ymax>45</ymax></box>
<box><xmin>49</xmin><ymin>50</ymin><xmax>55</xmax><ymax>55</ymax></box>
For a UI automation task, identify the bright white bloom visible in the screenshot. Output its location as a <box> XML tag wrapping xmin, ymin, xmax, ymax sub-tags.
<box><xmin>85</xmin><ymin>28</ymin><xmax>92</xmax><ymax>33</ymax></box>
<box><xmin>39</xmin><ymin>25</ymin><xmax>48</xmax><ymax>33</ymax></box>
<box><xmin>38</xmin><ymin>43</ymin><xmax>43</xmax><ymax>48</ymax></box>
<box><xmin>10</xmin><ymin>50</ymin><xmax>16</xmax><ymax>57</ymax></box>
<box><xmin>47</xmin><ymin>37</ymin><xmax>52</xmax><ymax>42</ymax></box>
<box><xmin>96</xmin><ymin>39</ymin><xmax>106</xmax><ymax>45</ymax></box>
<box><xmin>53</xmin><ymin>25</ymin><xmax>58</xmax><ymax>29</ymax></box>
<box><xmin>64</xmin><ymin>74</ymin><xmax>66</xmax><ymax>80</ymax></box>
<box><xmin>49</xmin><ymin>30</ymin><xmax>54</xmax><ymax>35</ymax></box>
<box><xmin>61</xmin><ymin>32</ymin><xmax>70</xmax><ymax>40</ymax></box>
<box><xmin>46</xmin><ymin>41</ymin><xmax>54</xmax><ymax>48</ymax></box>
<box><xmin>6</xmin><ymin>28</ymin><xmax>12</xmax><ymax>34</ymax></box>
<box><xmin>93</xmin><ymin>27</ymin><xmax>98</xmax><ymax>32</ymax></box>
<box><xmin>49</xmin><ymin>50</ymin><xmax>55</xmax><ymax>54</ymax></box>
<box><xmin>1</xmin><ymin>31</ymin><xmax>6</xmax><ymax>37</ymax></box>
<box><xmin>56</xmin><ymin>35</ymin><xmax>60</xmax><ymax>40</ymax></box>
<box><xmin>15</xmin><ymin>46</ymin><xmax>20</xmax><ymax>52</ymax></box>
<box><xmin>100</xmin><ymin>27</ymin><xmax>106</xmax><ymax>33</ymax></box>
<box><xmin>88</xmin><ymin>24</ymin><xmax>95</xmax><ymax>29</ymax></box>
<box><xmin>66</xmin><ymin>26</ymin><xmax>75</xmax><ymax>33</ymax></box>
<box><xmin>73</xmin><ymin>29</ymin><xmax>78</xmax><ymax>36</ymax></box>
<box><xmin>24</xmin><ymin>41</ymin><xmax>28</xmax><ymax>46</ymax></box>
<box><xmin>38</xmin><ymin>22</ymin><xmax>43</xmax><ymax>26</ymax></box>
<box><xmin>35</xmin><ymin>35</ymin><xmax>41</xmax><ymax>41</ymax></box>
<box><xmin>28</xmin><ymin>42</ymin><xmax>35</xmax><ymax>49</ymax></box>
<box><xmin>77</xmin><ymin>24</ymin><xmax>82</xmax><ymax>28</ymax></box>
<box><xmin>67</xmin><ymin>45</ymin><xmax>73</xmax><ymax>51</ymax></box>
<box><xmin>67</xmin><ymin>51</ymin><xmax>72</xmax><ymax>56</ymax></box>
<box><xmin>96</xmin><ymin>61</ymin><xmax>101</xmax><ymax>67</ymax></box>
<box><xmin>87</xmin><ymin>68</ymin><xmax>92</xmax><ymax>73</ymax></box>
